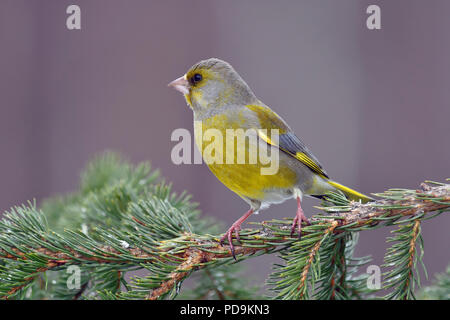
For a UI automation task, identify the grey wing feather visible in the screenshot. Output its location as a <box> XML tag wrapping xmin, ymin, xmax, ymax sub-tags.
<box><xmin>278</xmin><ymin>132</ymin><xmax>329</xmax><ymax>178</ymax></box>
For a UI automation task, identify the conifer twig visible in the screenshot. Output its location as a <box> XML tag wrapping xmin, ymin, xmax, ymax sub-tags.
<box><xmin>298</xmin><ymin>221</ymin><xmax>338</xmax><ymax>298</ymax></box>
<box><xmin>0</xmin><ymin>182</ymin><xmax>448</xmax><ymax>299</ymax></box>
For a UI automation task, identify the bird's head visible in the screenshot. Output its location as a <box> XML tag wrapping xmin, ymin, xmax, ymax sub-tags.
<box><xmin>168</xmin><ymin>58</ymin><xmax>256</xmax><ymax>112</ymax></box>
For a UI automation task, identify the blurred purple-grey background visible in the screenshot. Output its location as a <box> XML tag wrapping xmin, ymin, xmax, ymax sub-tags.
<box><xmin>1</xmin><ymin>0</ymin><xmax>449</xmax><ymax>288</ymax></box>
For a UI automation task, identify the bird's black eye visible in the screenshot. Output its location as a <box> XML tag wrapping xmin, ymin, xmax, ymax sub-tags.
<box><xmin>190</xmin><ymin>73</ymin><xmax>203</xmax><ymax>85</ymax></box>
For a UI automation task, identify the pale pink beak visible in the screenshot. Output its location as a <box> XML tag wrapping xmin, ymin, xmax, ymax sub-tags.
<box><xmin>168</xmin><ymin>75</ymin><xmax>190</xmax><ymax>94</ymax></box>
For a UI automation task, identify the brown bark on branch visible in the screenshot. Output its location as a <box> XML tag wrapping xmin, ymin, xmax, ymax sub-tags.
<box><xmin>0</xmin><ymin>182</ymin><xmax>448</xmax><ymax>299</ymax></box>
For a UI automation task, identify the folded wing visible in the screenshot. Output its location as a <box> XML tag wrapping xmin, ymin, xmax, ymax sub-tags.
<box><xmin>246</xmin><ymin>104</ymin><xmax>329</xmax><ymax>178</ymax></box>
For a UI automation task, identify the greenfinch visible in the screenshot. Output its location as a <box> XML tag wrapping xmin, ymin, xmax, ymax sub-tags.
<box><xmin>169</xmin><ymin>58</ymin><xmax>371</xmax><ymax>258</ymax></box>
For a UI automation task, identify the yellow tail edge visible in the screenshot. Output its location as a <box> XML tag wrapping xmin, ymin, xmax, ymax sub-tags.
<box><xmin>327</xmin><ymin>180</ymin><xmax>373</xmax><ymax>203</ymax></box>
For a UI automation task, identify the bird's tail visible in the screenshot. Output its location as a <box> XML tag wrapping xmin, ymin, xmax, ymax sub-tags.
<box><xmin>327</xmin><ymin>180</ymin><xmax>373</xmax><ymax>203</ymax></box>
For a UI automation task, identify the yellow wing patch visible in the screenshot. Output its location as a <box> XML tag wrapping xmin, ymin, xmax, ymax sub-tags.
<box><xmin>294</xmin><ymin>152</ymin><xmax>327</xmax><ymax>177</ymax></box>
<box><xmin>256</xmin><ymin>129</ymin><xmax>327</xmax><ymax>177</ymax></box>
<box><xmin>257</xmin><ymin>129</ymin><xmax>274</xmax><ymax>145</ymax></box>
<box><xmin>248</xmin><ymin>104</ymin><xmax>328</xmax><ymax>178</ymax></box>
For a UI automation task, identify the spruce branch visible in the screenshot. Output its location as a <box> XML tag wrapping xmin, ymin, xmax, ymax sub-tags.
<box><xmin>178</xmin><ymin>264</ymin><xmax>263</xmax><ymax>300</ymax></box>
<box><xmin>382</xmin><ymin>219</ymin><xmax>424</xmax><ymax>299</ymax></box>
<box><xmin>0</xmin><ymin>177</ymin><xmax>448</xmax><ymax>299</ymax></box>
<box><xmin>299</xmin><ymin>223</ymin><xmax>336</xmax><ymax>295</ymax></box>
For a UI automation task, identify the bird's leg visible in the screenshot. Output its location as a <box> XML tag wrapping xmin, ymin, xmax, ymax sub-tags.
<box><xmin>290</xmin><ymin>196</ymin><xmax>309</xmax><ymax>238</ymax></box>
<box><xmin>220</xmin><ymin>208</ymin><xmax>254</xmax><ymax>260</ymax></box>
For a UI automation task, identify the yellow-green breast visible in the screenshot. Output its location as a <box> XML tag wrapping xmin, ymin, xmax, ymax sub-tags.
<box><xmin>194</xmin><ymin>112</ymin><xmax>297</xmax><ymax>200</ymax></box>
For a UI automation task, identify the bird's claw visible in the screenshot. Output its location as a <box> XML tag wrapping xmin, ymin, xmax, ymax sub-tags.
<box><xmin>290</xmin><ymin>208</ymin><xmax>309</xmax><ymax>239</ymax></box>
<box><xmin>220</xmin><ymin>224</ymin><xmax>241</xmax><ymax>260</ymax></box>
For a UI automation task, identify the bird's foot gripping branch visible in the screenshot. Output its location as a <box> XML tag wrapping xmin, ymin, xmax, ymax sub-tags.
<box><xmin>0</xmin><ymin>153</ymin><xmax>448</xmax><ymax>300</ymax></box>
